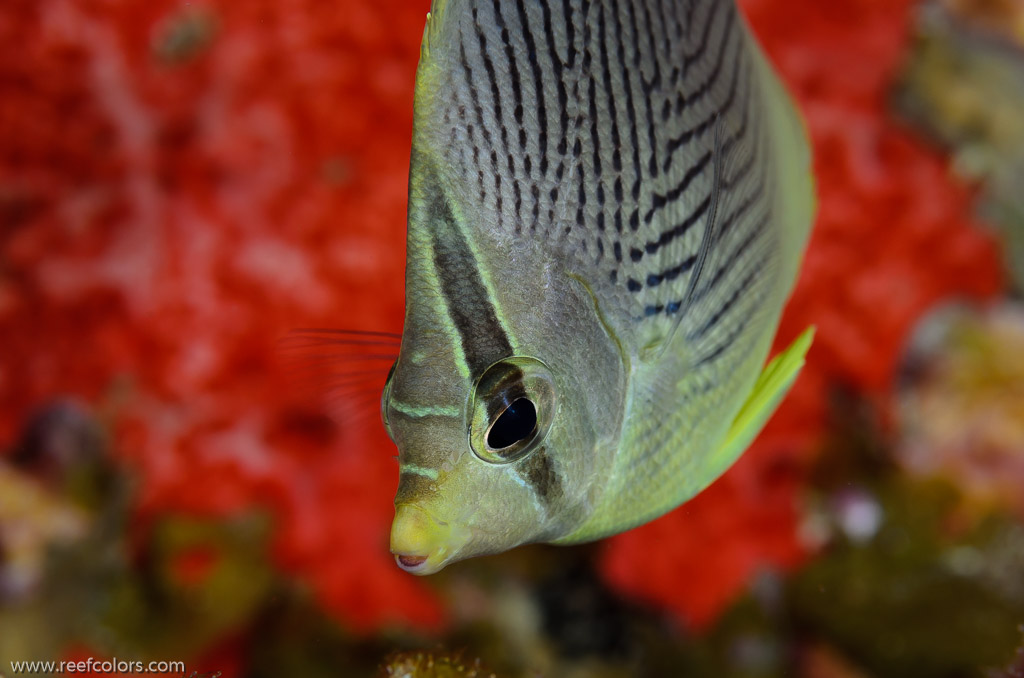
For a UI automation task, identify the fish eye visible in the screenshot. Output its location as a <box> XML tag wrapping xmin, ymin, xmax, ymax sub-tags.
<box><xmin>469</xmin><ymin>357</ymin><xmax>555</xmax><ymax>465</ymax></box>
<box><xmin>486</xmin><ymin>397</ymin><xmax>537</xmax><ymax>450</ymax></box>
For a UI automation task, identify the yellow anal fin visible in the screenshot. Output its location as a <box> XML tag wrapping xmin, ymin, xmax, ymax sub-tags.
<box><xmin>704</xmin><ymin>326</ymin><xmax>815</xmax><ymax>478</ymax></box>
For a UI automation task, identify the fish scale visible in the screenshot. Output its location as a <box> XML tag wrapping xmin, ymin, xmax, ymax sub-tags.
<box><xmin>384</xmin><ymin>0</ymin><xmax>815</xmax><ymax>573</ymax></box>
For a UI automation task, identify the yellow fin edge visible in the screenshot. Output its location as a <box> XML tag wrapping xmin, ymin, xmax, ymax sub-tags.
<box><xmin>705</xmin><ymin>326</ymin><xmax>815</xmax><ymax>477</ymax></box>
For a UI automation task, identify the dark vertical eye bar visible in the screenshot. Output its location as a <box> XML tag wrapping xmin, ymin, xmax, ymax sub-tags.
<box><xmin>429</xmin><ymin>188</ymin><xmax>514</xmax><ymax>375</ymax></box>
<box><xmin>515</xmin><ymin>446</ymin><xmax>563</xmax><ymax>511</ymax></box>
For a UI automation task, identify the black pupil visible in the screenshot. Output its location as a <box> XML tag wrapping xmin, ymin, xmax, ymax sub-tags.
<box><xmin>487</xmin><ymin>398</ymin><xmax>537</xmax><ymax>450</ymax></box>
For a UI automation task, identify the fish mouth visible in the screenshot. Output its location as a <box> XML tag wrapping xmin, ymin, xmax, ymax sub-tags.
<box><xmin>390</xmin><ymin>503</ymin><xmax>468</xmax><ymax>575</ymax></box>
<box><xmin>395</xmin><ymin>554</ymin><xmax>429</xmax><ymax>570</ymax></box>
<box><xmin>394</xmin><ymin>553</ymin><xmax>436</xmax><ymax>575</ymax></box>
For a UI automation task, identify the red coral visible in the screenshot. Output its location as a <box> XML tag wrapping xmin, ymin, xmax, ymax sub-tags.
<box><xmin>599</xmin><ymin>0</ymin><xmax>1003</xmax><ymax>630</ymax></box>
<box><xmin>1</xmin><ymin>0</ymin><xmax>440</xmax><ymax>633</ymax></box>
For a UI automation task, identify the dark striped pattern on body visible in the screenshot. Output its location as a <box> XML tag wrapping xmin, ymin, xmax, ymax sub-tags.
<box><xmin>429</xmin><ymin>0</ymin><xmax>778</xmax><ymax>379</ymax></box>
<box><xmin>417</xmin><ymin>14</ymin><xmax>786</xmax><ymax>506</ymax></box>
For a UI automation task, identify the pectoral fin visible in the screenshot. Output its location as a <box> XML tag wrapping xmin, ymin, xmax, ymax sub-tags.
<box><xmin>704</xmin><ymin>326</ymin><xmax>815</xmax><ymax>478</ymax></box>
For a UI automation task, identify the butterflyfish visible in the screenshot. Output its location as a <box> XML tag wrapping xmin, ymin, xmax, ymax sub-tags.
<box><xmin>382</xmin><ymin>0</ymin><xmax>816</xmax><ymax>574</ymax></box>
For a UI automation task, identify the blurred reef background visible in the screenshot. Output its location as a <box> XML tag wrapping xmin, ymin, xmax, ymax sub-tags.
<box><xmin>1</xmin><ymin>0</ymin><xmax>1023</xmax><ymax>676</ymax></box>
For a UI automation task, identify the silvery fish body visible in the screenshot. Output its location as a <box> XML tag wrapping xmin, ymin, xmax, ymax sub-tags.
<box><xmin>383</xmin><ymin>0</ymin><xmax>815</xmax><ymax>574</ymax></box>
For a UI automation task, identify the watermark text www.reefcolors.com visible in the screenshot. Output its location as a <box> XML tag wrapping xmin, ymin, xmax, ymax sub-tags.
<box><xmin>5</xmin><ymin>658</ymin><xmax>221</xmax><ymax>677</ymax></box>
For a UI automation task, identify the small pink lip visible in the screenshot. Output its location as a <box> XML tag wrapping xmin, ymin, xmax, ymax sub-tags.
<box><xmin>395</xmin><ymin>554</ymin><xmax>428</xmax><ymax>571</ymax></box>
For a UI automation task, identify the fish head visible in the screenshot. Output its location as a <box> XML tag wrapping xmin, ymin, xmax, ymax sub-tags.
<box><xmin>383</xmin><ymin>215</ymin><xmax>627</xmax><ymax>575</ymax></box>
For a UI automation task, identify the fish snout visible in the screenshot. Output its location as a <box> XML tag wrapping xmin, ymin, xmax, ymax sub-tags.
<box><xmin>390</xmin><ymin>503</ymin><xmax>460</xmax><ymax>575</ymax></box>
